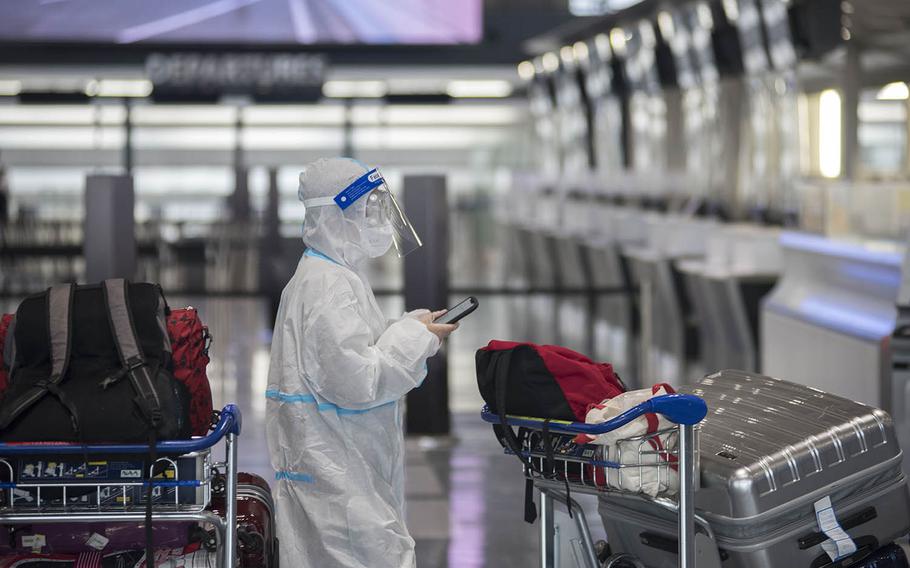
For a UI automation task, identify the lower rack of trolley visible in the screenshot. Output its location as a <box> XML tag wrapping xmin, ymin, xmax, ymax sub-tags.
<box><xmin>0</xmin><ymin>404</ymin><xmax>242</xmax><ymax>568</ymax></box>
<box><xmin>481</xmin><ymin>393</ymin><xmax>708</xmax><ymax>568</ymax></box>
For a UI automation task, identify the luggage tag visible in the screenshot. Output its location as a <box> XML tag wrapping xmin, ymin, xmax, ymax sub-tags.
<box><xmin>814</xmin><ymin>496</ymin><xmax>857</xmax><ymax>561</ymax></box>
<box><xmin>21</xmin><ymin>534</ymin><xmax>45</xmax><ymax>553</ymax></box>
<box><xmin>85</xmin><ymin>532</ymin><xmax>110</xmax><ymax>551</ymax></box>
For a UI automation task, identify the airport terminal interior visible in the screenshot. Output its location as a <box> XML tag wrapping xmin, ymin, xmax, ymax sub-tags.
<box><xmin>1</xmin><ymin>0</ymin><xmax>910</xmax><ymax>567</ymax></box>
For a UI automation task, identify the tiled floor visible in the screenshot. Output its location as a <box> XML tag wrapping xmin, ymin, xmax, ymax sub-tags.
<box><xmin>175</xmin><ymin>294</ymin><xmax>606</xmax><ymax>568</ymax></box>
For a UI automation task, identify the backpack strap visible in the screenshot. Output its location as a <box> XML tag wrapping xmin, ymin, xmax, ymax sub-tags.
<box><xmin>101</xmin><ymin>278</ymin><xmax>162</xmax><ymax>428</ymax></box>
<box><xmin>101</xmin><ymin>278</ymin><xmax>163</xmax><ymax>568</ymax></box>
<box><xmin>492</xmin><ymin>349</ymin><xmax>522</xmax><ymax>458</ymax></box>
<box><xmin>489</xmin><ymin>349</ymin><xmax>538</xmax><ymax>524</ymax></box>
<box><xmin>492</xmin><ymin>347</ymin><xmax>547</xmax><ymax>477</ymax></box>
<box><xmin>490</xmin><ymin>347</ymin><xmax>574</xmax><ymax>523</ymax></box>
<box><xmin>0</xmin><ymin>284</ymin><xmax>77</xmax><ymax>431</ymax></box>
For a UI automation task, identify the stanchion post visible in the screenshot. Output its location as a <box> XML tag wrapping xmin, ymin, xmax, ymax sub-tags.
<box><xmin>403</xmin><ymin>175</ymin><xmax>450</xmax><ymax>436</ymax></box>
<box><xmin>84</xmin><ymin>174</ymin><xmax>136</xmax><ymax>282</ymax></box>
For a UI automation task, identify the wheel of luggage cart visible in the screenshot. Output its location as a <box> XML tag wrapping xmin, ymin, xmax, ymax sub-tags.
<box><xmin>482</xmin><ymin>393</ymin><xmax>708</xmax><ymax>568</ymax></box>
<box><xmin>0</xmin><ymin>404</ymin><xmax>247</xmax><ymax>567</ymax></box>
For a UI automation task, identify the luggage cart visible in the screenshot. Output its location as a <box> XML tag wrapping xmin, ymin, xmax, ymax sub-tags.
<box><xmin>0</xmin><ymin>404</ymin><xmax>242</xmax><ymax>568</ymax></box>
<box><xmin>482</xmin><ymin>394</ymin><xmax>707</xmax><ymax>568</ymax></box>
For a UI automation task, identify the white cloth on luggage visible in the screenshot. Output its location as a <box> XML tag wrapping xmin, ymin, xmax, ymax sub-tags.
<box><xmin>266</xmin><ymin>158</ymin><xmax>440</xmax><ymax>568</ymax></box>
<box><xmin>582</xmin><ymin>384</ymin><xmax>679</xmax><ymax>497</ymax></box>
<box><xmin>141</xmin><ymin>547</ymin><xmax>215</xmax><ymax>567</ymax></box>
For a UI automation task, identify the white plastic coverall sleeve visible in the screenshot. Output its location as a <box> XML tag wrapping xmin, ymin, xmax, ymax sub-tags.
<box><xmin>387</xmin><ymin>308</ymin><xmax>431</xmax><ymax>327</ymax></box>
<box><xmin>301</xmin><ymin>284</ymin><xmax>440</xmax><ymax>410</ymax></box>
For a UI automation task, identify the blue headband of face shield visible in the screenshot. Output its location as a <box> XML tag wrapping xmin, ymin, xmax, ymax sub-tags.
<box><xmin>335</xmin><ymin>169</ymin><xmax>385</xmax><ymax>209</ymax></box>
<box><xmin>302</xmin><ymin>169</ymin><xmax>385</xmax><ymax>210</ymax></box>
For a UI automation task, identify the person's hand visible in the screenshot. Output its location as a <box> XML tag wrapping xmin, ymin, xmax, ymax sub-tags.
<box><xmin>417</xmin><ymin>310</ymin><xmax>459</xmax><ymax>341</ymax></box>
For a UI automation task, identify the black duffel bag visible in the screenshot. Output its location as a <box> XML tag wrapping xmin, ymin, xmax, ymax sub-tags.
<box><xmin>0</xmin><ymin>279</ymin><xmax>190</xmax><ymax>443</ymax></box>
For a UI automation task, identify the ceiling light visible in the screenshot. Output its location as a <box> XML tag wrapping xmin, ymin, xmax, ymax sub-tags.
<box><xmin>609</xmin><ymin>28</ymin><xmax>627</xmax><ymax>56</ymax></box>
<box><xmin>722</xmin><ymin>0</ymin><xmax>739</xmax><ymax>22</ymax></box>
<box><xmin>877</xmin><ymin>82</ymin><xmax>910</xmax><ymax>101</ymax></box>
<box><xmin>560</xmin><ymin>46</ymin><xmax>575</xmax><ymax>65</ymax></box>
<box><xmin>446</xmin><ymin>80</ymin><xmax>513</xmax><ymax>98</ymax></box>
<box><xmin>639</xmin><ymin>21</ymin><xmax>656</xmax><ymax>48</ymax></box>
<box><xmin>573</xmin><ymin>41</ymin><xmax>590</xmax><ymax>62</ymax></box>
<box><xmin>517</xmin><ymin>61</ymin><xmax>536</xmax><ymax>81</ymax></box>
<box><xmin>85</xmin><ymin>79</ymin><xmax>153</xmax><ymax>98</ymax></box>
<box><xmin>386</xmin><ymin>78</ymin><xmax>448</xmax><ymax>95</ymax></box>
<box><xmin>322</xmin><ymin>80</ymin><xmax>387</xmax><ymax>98</ymax></box>
<box><xmin>658</xmin><ymin>11</ymin><xmax>675</xmax><ymax>40</ymax></box>
<box><xmin>818</xmin><ymin>89</ymin><xmax>842</xmax><ymax>179</ymax></box>
<box><xmin>696</xmin><ymin>2</ymin><xmax>714</xmax><ymax>29</ymax></box>
<box><xmin>0</xmin><ymin>80</ymin><xmax>21</xmax><ymax>96</ymax></box>
<box><xmin>595</xmin><ymin>34</ymin><xmax>611</xmax><ymax>60</ymax></box>
<box><xmin>542</xmin><ymin>52</ymin><xmax>560</xmax><ymax>73</ymax></box>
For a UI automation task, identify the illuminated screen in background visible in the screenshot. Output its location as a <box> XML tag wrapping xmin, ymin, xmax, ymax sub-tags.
<box><xmin>0</xmin><ymin>0</ymin><xmax>483</xmax><ymax>45</ymax></box>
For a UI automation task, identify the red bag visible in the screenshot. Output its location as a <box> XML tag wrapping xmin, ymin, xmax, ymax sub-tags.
<box><xmin>166</xmin><ymin>307</ymin><xmax>214</xmax><ymax>437</ymax></box>
<box><xmin>0</xmin><ymin>313</ymin><xmax>12</xmax><ymax>394</ymax></box>
<box><xmin>0</xmin><ymin>306</ymin><xmax>212</xmax><ymax>437</ymax></box>
<box><xmin>476</xmin><ymin>340</ymin><xmax>625</xmax><ymax>422</ymax></box>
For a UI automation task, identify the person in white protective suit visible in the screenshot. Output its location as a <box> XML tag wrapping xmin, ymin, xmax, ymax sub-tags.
<box><xmin>266</xmin><ymin>157</ymin><xmax>458</xmax><ymax>568</ymax></box>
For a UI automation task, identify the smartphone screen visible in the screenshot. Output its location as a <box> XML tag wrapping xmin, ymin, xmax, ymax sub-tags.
<box><xmin>435</xmin><ymin>297</ymin><xmax>478</xmax><ymax>325</ymax></box>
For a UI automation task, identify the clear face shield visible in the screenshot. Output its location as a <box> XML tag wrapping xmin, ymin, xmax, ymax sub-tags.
<box><xmin>363</xmin><ymin>185</ymin><xmax>423</xmax><ymax>257</ymax></box>
<box><xmin>303</xmin><ymin>168</ymin><xmax>422</xmax><ymax>258</ymax></box>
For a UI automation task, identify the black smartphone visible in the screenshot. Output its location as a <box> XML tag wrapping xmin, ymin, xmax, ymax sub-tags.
<box><xmin>435</xmin><ymin>296</ymin><xmax>479</xmax><ymax>325</ymax></box>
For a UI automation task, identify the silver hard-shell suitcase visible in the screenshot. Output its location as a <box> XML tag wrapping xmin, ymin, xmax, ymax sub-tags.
<box><xmin>598</xmin><ymin>370</ymin><xmax>910</xmax><ymax>568</ymax></box>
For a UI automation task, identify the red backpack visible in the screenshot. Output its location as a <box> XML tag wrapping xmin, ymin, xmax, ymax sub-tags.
<box><xmin>0</xmin><ymin>314</ymin><xmax>12</xmax><ymax>395</ymax></box>
<box><xmin>0</xmin><ymin>305</ymin><xmax>213</xmax><ymax>437</ymax></box>
<box><xmin>165</xmin><ymin>307</ymin><xmax>214</xmax><ymax>436</ymax></box>
<box><xmin>476</xmin><ymin>340</ymin><xmax>626</xmax><ymax>422</ymax></box>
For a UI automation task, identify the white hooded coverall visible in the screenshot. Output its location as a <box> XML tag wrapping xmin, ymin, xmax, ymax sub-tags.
<box><xmin>266</xmin><ymin>158</ymin><xmax>441</xmax><ymax>568</ymax></box>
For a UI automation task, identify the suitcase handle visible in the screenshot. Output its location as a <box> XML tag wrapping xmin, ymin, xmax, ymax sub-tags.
<box><xmin>809</xmin><ymin>535</ymin><xmax>879</xmax><ymax>568</ymax></box>
<box><xmin>0</xmin><ymin>404</ymin><xmax>242</xmax><ymax>455</ymax></box>
<box><xmin>798</xmin><ymin>507</ymin><xmax>878</xmax><ymax>550</ymax></box>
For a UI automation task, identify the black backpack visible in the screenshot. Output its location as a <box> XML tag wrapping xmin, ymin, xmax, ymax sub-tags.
<box><xmin>0</xmin><ymin>279</ymin><xmax>192</xmax><ymax>566</ymax></box>
<box><xmin>0</xmin><ymin>279</ymin><xmax>190</xmax><ymax>443</ymax></box>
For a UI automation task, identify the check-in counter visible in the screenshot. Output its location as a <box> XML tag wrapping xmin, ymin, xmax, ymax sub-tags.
<box><xmin>582</xmin><ymin>206</ymin><xmax>651</xmax><ymax>385</ymax></box>
<box><xmin>762</xmin><ymin>232</ymin><xmax>902</xmax><ymax>410</ymax></box>
<box><xmin>623</xmin><ymin>216</ymin><xmax>718</xmax><ymax>386</ymax></box>
<box><xmin>518</xmin><ymin>190</ymin><xmax>563</xmax><ymax>344</ymax></box>
<box><xmin>553</xmin><ymin>192</ymin><xmax>597</xmax><ymax>354</ymax></box>
<box><xmin>677</xmin><ymin>225</ymin><xmax>781</xmax><ymax>374</ymax></box>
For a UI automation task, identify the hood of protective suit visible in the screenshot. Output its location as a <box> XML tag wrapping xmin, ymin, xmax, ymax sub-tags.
<box><xmin>299</xmin><ymin>157</ymin><xmax>389</xmax><ymax>273</ymax></box>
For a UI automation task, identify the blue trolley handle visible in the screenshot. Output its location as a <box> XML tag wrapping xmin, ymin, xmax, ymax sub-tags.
<box><xmin>480</xmin><ymin>394</ymin><xmax>707</xmax><ymax>436</ymax></box>
<box><xmin>0</xmin><ymin>404</ymin><xmax>243</xmax><ymax>456</ymax></box>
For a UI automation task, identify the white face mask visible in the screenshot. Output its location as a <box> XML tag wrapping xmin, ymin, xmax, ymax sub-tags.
<box><xmin>363</xmin><ymin>224</ymin><xmax>394</xmax><ymax>258</ymax></box>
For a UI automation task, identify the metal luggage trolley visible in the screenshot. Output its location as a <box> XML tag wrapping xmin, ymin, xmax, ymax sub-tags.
<box><xmin>482</xmin><ymin>393</ymin><xmax>707</xmax><ymax>568</ymax></box>
<box><xmin>0</xmin><ymin>404</ymin><xmax>242</xmax><ymax>567</ymax></box>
